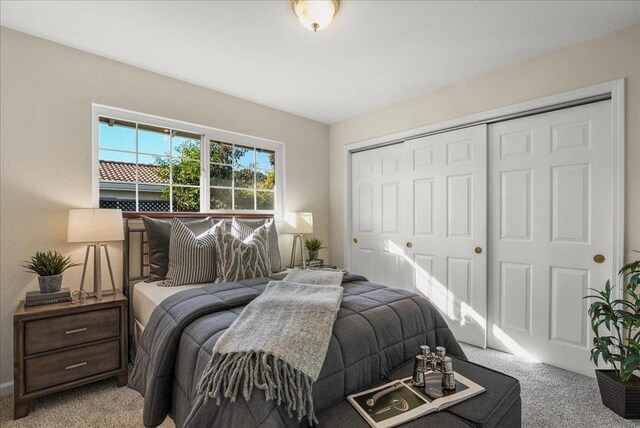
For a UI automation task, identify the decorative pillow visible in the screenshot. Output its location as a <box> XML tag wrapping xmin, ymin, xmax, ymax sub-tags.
<box><xmin>214</xmin><ymin>225</ymin><xmax>271</xmax><ymax>283</ymax></box>
<box><xmin>160</xmin><ymin>219</ymin><xmax>218</xmax><ymax>287</ymax></box>
<box><xmin>231</xmin><ymin>218</ymin><xmax>284</xmax><ymax>273</ymax></box>
<box><xmin>141</xmin><ymin>216</ymin><xmax>214</xmax><ymax>281</ymax></box>
<box><xmin>230</xmin><ymin>217</ymin><xmax>261</xmax><ymax>239</ymax></box>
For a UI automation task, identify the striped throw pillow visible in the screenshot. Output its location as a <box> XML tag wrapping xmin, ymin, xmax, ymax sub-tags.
<box><xmin>231</xmin><ymin>218</ymin><xmax>284</xmax><ymax>273</ymax></box>
<box><xmin>160</xmin><ymin>219</ymin><xmax>218</xmax><ymax>287</ymax></box>
<box><xmin>214</xmin><ymin>224</ymin><xmax>271</xmax><ymax>283</ymax></box>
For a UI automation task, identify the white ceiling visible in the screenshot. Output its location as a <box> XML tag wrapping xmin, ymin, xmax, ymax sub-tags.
<box><xmin>1</xmin><ymin>1</ymin><xmax>639</xmax><ymax>124</ymax></box>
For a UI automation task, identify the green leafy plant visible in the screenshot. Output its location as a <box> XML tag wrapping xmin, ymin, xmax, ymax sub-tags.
<box><xmin>585</xmin><ymin>252</ymin><xmax>640</xmax><ymax>383</ymax></box>
<box><xmin>22</xmin><ymin>251</ymin><xmax>79</xmax><ymax>277</ymax></box>
<box><xmin>304</xmin><ymin>238</ymin><xmax>324</xmax><ymax>252</ymax></box>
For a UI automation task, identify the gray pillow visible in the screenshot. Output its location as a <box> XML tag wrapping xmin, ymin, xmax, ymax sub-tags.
<box><xmin>160</xmin><ymin>219</ymin><xmax>218</xmax><ymax>287</ymax></box>
<box><xmin>214</xmin><ymin>225</ymin><xmax>271</xmax><ymax>283</ymax></box>
<box><xmin>231</xmin><ymin>218</ymin><xmax>283</xmax><ymax>272</ymax></box>
<box><xmin>141</xmin><ymin>216</ymin><xmax>214</xmax><ymax>281</ymax></box>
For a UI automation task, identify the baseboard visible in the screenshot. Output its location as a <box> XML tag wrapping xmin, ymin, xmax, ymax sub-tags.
<box><xmin>0</xmin><ymin>381</ymin><xmax>14</xmax><ymax>396</ymax></box>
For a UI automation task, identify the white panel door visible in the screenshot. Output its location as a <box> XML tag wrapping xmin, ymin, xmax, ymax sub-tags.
<box><xmin>487</xmin><ymin>101</ymin><xmax>614</xmax><ymax>376</ymax></box>
<box><xmin>351</xmin><ymin>145</ymin><xmax>412</xmax><ymax>290</ymax></box>
<box><xmin>404</xmin><ymin>125</ymin><xmax>488</xmax><ymax>347</ymax></box>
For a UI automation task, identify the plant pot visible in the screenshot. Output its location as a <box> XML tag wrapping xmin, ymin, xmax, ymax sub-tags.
<box><xmin>308</xmin><ymin>251</ymin><xmax>319</xmax><ymax>261</ymax></box>
<box><xmin>38</xmin><ymin>274</ymin><xmax>63</xmax><ymax>293</ymax></box>
<box><xmin>595</xmin><ymin>369</ymin><xmax>640</xmax><ymax>419</ymax></box>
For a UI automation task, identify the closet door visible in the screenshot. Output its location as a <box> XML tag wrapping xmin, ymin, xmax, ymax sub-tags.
<box><xmin>404</xmin><ymin>125</ymin><xmax>488</xmax><ymax>348</ymax></box>
<box><xmin>351</xmin><ymin>144</ymin><xmax>412</xmax><ymax>289</ymax></box>
<box><xmin>487</xmin><ymin>101</ymin><xmax>614</xmax><ymax>376</ymax></box>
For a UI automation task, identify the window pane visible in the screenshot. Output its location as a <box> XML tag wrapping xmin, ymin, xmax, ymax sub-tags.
<box><xmin>99</xmin><ymin>121</ymin><xmax>136</xmax><ymax>152</ymax></box>
<box><xmin>100</xmin><ymin>152</ymin><xmax>136</xmax><ymax>184</ymax></box>
<box><xmin>172</xmin><ymin>159</ymin><xmax>201</xmax><ymax>186</ymax></box>
<box><xmin>138</xmin><ymin>155</ymin><xmax>169</xmax><ymax>184</ymax></box>
<box><xmin>234</xmin><ymin>189</ymin><xmax>255</xmax><ymax>210</ymax></box>
<box><xmin>256</xmin><ymin>148</ymin><xmax>275</xmax><ymax>170</ymax></box>
<box><xmin>234</xmin><ymin>145</ymin><xmax>255</xmax><ymax>167</ymax></box>
<box><xmin>99</xmin><ymin>181</ymin><xmax>136</xmax><ymax>212</ymax></box>
<box><xmin>234</xmin><ymin>167</ymin><xmax>254</xmax><ymax>189</ymax></box>
<box><xmin>100</xmin><ymin>149</ymin><xmax>136</xmax><ymax>164</ymax></box>
<box><xmin>256</xmin><ymin>169</ymin><xmax>275</xmax><ymax>190</ymax></box>
<box><xmin>172</xmin><ymin>135</ymin><xmax>201</xmax><ymax>160</ymax></box>
<box><xmin>211</xmin><ymin>164</ymin><xmax>232</xmax><ymax>187</ymax></box>
<box><xmin>256</xmin><ymin>191</ymin><xmax>274</xmax><ymax>210</ymax></box>
<box><xmin>211</xmin><ymin>187</ymin><xmax>232</xmax><ymax>210</ymax></box>
<box><xmin>210</xmin><ymin>141</ymin><xmax>233</xmax><ymax>165</ymax></box>
<box><xmin>138</xmin><ymin>125</ymin><xmax>170</xmax><ymax>156</ymax></box>
<box><xmin>172</xmin><ymin>186</ymin><xmax>200</xmax><ymax>212</ymax></box>
<box><xmin>139</xmin><ymin>184</ymin><xmax>170</xmax><ymax>212</ymax></box>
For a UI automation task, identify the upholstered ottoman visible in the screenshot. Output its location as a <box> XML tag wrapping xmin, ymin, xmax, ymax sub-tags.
<box><xmin>316</xmin><ymin>356</ymin><xmax>521</xmax><ymax>427</ymax></box>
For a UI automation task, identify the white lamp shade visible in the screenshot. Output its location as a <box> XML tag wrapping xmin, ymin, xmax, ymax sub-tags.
<box><xmin>283</xmin><ymin>212</ymin><xmax>313</xmax><ymax>234</ymax></box>
<box><xmin>67</xmin><ymin>209</ymin><xmax>124</xmax><ymax>243</ymax></box>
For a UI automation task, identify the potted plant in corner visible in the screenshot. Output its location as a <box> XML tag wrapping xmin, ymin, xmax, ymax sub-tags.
<box><xmin>304</xmin><ymin>238</ymin><xmax>324</xmax><ymax>261</ymax></box>
<box><xmin>585</xmin><ymin>253</ymin><xmax>640</xmax><ymax>419</ymax></box>
<box><xmin>23</xmin><ymin>250</ymin><xmax>79</xmax><ymax>293</ymax></box>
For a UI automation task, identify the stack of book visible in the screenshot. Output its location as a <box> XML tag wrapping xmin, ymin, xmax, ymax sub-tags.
<box><xmin>307</xmin><ymin>259</ymin><xmax>325</xmax><ymax>268</ymax></box>
<box><xmin>25</xmin><ymin>288</ymin><xmax>71</xmax><ymax>307</ymax></box>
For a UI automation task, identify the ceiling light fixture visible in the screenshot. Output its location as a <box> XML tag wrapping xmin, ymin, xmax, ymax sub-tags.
<box><xmin>291</xmin><ymin>0</ymin><xmax>339</xmax><ymax>32</ymax></box>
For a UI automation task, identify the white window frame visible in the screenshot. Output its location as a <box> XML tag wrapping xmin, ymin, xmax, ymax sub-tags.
<box><xmin>92</xmin><ymin>104</ymin><xmax>285</xmax><ymax>217</ymax></box>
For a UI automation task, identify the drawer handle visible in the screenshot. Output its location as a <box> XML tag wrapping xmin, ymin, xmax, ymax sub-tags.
<box><xmin>65</xmin><ymin>327</ymin><xmax>88</xmax><ymax>335</ymax></box>
<box><xmin>65</xmin><ymin>362</ymin><xmax>88</xmax><ymax>370</ymax></box>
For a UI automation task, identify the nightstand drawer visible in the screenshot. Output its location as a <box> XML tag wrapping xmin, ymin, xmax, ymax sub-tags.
<box><xmin>24</xmin><ymin>307</ymin><xmax>120</xmax><ymax>355</ymax></box>
<box><xmin>24</xmin><ymin>339</ymin><xmax>120</xmax><ymax>393</ymax></box>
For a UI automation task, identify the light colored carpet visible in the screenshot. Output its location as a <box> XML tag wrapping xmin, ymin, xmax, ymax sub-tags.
<box><xmin>460</xmin><ymin>343</ymin><xmax>638</xmax><ymax>427</ymax></box>
<box><xmin>0</xmin><ymin>346</ymin><xmax>636</xmax><ymax>427</ymax></box>
<box><xmin>0</xmin><ymin>378</ymin><xmax>145</xmax><ymax>428</ymax></box>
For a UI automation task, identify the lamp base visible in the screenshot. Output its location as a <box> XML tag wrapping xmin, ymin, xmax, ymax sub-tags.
<box><xmin>289</xmin><ymin>234</ymin><xmax>307</xmax><ymax>269</ymax></box>
<box><xmin>79</xmin><ymin>243</ymin><xmax>116</xmax><ymax>299</ymax></box>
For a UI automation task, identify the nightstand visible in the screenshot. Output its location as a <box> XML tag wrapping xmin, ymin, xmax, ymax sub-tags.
<box><xmin>13</xmin><ymin>291</ymin><xmax>128</xmax><ymax>419</ymax></box>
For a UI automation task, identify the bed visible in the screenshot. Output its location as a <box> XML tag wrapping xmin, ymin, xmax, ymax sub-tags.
<box><xmin>123</xmin><ymin>214</ymin><xmax>466</xmax><ymax>428</ymax></box>
<box><xmin>131</xmin><ymin>280</ymin><xmax>202</xmax><ymax>347</ymax></box>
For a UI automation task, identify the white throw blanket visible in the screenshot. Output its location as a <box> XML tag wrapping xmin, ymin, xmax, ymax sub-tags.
<box><xmin>197</xmin><ymin>269</ymin><xmax>344</xmax><ymax>424</ymax></box>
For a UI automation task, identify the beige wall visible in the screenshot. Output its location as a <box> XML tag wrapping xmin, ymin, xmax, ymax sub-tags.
<box><xmin>329</xmin><ymin>24</ymin><xmax>640</xmax><ymax>268</ymax></box>
<box><xmin>0</xmin><ymin>28</ymin><xmax>330</xmax><ymax>390</ymax></box>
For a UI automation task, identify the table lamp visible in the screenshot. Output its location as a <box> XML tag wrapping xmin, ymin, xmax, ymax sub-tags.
<box><xmin>284</xmin><ymin>212</ymin><xmax>313</xmax><ymax>268</ymax></box>
<box><xmin>67</xmin><ymin>208</ymin><xmax>124</xmax><ymax>299</ymax></box>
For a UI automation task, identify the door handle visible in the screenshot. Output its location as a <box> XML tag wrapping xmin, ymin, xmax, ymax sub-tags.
<box><xmin>475</xmin><ymin>247</ymin><xmax>483</xmax><ymax>254</ymax></box>
<box><xmin>406</xmin><ymin>242</ymin><xmax>413</xmax><ymax>249</ymax></box>
<box><xmin>593</xmin><ymin>254</ymin><xmax>605</xmax><ymax>263</ymax></box>
<box><xmin>353</xmin><ymin>238</ymin><xmax>358</xmax><ymax>245</ymax></box>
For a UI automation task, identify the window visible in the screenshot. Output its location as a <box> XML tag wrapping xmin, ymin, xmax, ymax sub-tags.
<box><xmin>95</xmin><ymin>107</ymin><xmax>282</xmax><ymax>213</ymax></box>
<box><xmin>98</xmin><ymin>118</ymin><xmax>202</xmax><ymax>212</ymax></box>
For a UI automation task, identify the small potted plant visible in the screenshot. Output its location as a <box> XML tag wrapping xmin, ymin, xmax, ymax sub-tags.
<box><xmin>304</xmin><ymin>238</ymin><xmax>324</xmax><ymax>261</ymax></box>
<box><xmin>23</xmin><ymin>251</ymin><xmax>79</xmax><ymax>293</ymax></box>
<box><xmin>585</xmin><ymin>253</ymin><xmax>640</xmax><ymax>419</ymax></box>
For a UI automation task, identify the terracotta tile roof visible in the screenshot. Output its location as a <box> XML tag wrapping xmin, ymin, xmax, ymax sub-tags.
<box><xmin>99</xmin><ymin>161</ymin><xmax>165</xmax><ymax>184</ymax></box>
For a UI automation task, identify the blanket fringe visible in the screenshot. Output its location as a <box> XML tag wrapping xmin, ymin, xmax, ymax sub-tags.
<box><xmin>197</xmin><ymin>351</ymin><xmax>317</xmax><ymax>425</ymax></box>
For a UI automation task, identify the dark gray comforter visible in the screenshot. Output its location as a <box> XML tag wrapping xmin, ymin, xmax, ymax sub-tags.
<box><xmin>129</xmin><ymin>274</ymin><xmax>465</xmax><ymax>427</ymax></box>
